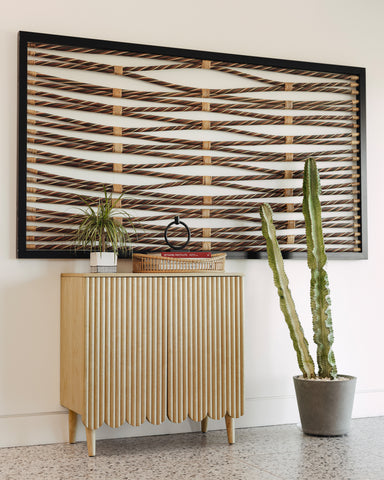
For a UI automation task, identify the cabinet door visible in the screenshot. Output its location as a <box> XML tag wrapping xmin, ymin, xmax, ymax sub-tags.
<box><xmin>82</xmin><ymin>274</ymin><xmax>243</xmax><ymax>430</ymax></box>
<box><xmin>167</xmin><ymin>276</ymin><xmax>243</xmax><ymax>423</ymax></box>
<box><xmin>84</xmin><ymin>276</ymin><xmax>167</xmax><ymax>429</ymax></box>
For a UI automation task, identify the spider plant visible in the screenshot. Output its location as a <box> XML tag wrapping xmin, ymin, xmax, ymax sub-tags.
<box><xmin>75</xmin><ymin>188</ymin><xmax>135</xmax><ymax>256</ymax></box>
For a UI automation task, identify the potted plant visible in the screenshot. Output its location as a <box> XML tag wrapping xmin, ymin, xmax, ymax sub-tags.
<box><xmin>259</xmin><ymin>158</ymin><xmax>356</xmax><ymax>436</ymax></box>
<box><xmin>74</xmin><ymin>188</ymin><xmax>135</xmax><ymax>272</ymax></box>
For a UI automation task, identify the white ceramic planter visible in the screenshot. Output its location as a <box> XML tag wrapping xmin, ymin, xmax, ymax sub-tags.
<box><xmin>89</xmin><ymin>252</ymin><xmax>117</xmax><ymax>273</ymax></box>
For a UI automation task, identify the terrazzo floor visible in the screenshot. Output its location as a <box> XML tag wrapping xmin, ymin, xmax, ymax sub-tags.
<box><xmin>0</xmin><ymin>417</ymin><xmax>383</xmax><ymax>479</ymax></box>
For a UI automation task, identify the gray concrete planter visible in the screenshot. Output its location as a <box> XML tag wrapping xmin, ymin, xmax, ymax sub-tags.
<box><xmin>293</xmin><ymin>375</ymin><xmax>356</xmax><ymax>436</ymax></box>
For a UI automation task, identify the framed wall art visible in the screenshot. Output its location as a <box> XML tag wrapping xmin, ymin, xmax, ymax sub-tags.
<box><xmin>18</xmin><ymin>31</ymin><xmax>367</xmax><ymax>258</ymax></box>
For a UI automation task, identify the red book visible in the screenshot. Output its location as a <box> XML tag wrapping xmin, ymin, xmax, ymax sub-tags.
<box><xmin>161</xmin><ymin>251</ymin><xmax>212</xmax><ymax>258</ymax></box>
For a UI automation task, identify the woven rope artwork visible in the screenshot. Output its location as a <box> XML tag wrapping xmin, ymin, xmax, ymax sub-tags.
<box><xmin>19</xmin><ymin>33</ymin><xmax>365</xmax><ymax>257</ymax></box>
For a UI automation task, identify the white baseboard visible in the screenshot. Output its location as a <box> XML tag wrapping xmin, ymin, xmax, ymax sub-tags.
<box><xmin>0</xmin><ymin>411</ymin><xmax>69</xmax><ymax>448</ymax></box>
<box><xmin>1</xmin><ymin>390</ymin><xmax>383</xmax><ymax>448</ymax></box>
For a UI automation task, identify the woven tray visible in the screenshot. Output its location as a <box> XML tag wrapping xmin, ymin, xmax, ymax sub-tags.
<box><xmin>132</xmin><ymin>253</ymin><xmax>226</xmax><ymax>273</ymax></box>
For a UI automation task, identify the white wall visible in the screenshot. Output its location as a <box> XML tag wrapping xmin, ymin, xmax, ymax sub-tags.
<box><xmin>1</xmin><ymin>0</ymin><xmax>384</xmax><ymax>447</ymax></box>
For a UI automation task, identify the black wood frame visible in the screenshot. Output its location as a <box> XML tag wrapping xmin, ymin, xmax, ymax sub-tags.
<box><xmin>17</xmin><ymin>31</ymin><xmax>367</xmax><ymax>259</ymax></box>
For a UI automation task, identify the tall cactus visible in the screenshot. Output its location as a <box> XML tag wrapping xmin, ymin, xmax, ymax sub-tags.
<box><xmin>260</xmin><ymin>203</ymin><xmax>316</xmax><ymax>379</ymax></box>
<box><xmin>303</xmin><ymin>158</ymin><xmax>337</xmax><ymax>379</ymax></box>
<box><xmin>260</xmin><ymin>158</ymin><xmax>337</xmax><ymax>379</ymax></box>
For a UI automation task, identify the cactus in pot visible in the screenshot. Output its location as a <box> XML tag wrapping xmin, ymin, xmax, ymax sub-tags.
<box><xmin>260</xmin><ymin>201</ymin><xmax>317</xmax><ymax>379</ymax></box>
<box><xmin>260</xmin><ymin>158</ymin><xmax>356</xmax><ymax>435</ymax></box>
<box><xmin>302</xmin><ymin>157</ymin><xmax>337</xmax><ymax>379</ymax></box>
<box><xmin>260</xmin><ymin>158</ymin><xmax>336</xmax><ymax>379</ymax></box>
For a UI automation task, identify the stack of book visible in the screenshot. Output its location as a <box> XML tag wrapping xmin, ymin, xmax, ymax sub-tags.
<box><xmin>160</xmin><ymin>251</ymin><xmax>212</xmax><ymax>258</ymax></box>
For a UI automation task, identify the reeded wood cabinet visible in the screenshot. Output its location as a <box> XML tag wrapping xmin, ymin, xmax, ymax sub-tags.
<box><xmin>61</xmin><ymin>273</ymin><xmax>244</xmax><ymax>456</ymax></box>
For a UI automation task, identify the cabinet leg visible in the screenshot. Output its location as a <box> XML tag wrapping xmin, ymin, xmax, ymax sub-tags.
<box><xmin>85</xmin><ymin>428</ymin><xmax>96</xmax><ymax>457</ymax></box>
<box><xmin>68</xmin><ymin>410</ymin><xmax>77</xmax><ymax>444</ymax></box>
<box><xmin>225</xmin><ymin>414</ymin><xmax>235</xmax><ymax>444</ymax></box>
<box><xmin>201</xmin><ymin>416</ymin><xmax>208</xmax><ymax>433</ymax></box>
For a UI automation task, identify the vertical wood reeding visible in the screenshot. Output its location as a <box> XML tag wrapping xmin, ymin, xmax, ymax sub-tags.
<box><xmin>126</xmin><ymin>277</ymin><xmax>132</xmax><ymax>425</ymax></box>
<box><xmin>147</xmin><ymin>277</ymin><xmax>153</xmax><ymax>422</ymax></box>
<box><xmin>177</xmin><ymin>278</ymin><xmax>183</xmax><ymax>422</ymax></box>
<box><xmin>120</xmin><ymin>278</ymin><xmax>126</xmax><ymax>426</ymax></box>
<box><xmin>181</xmin><ymin>278</ymin><xmax>188</xmax><ymax>422</ymax></box>
<box><xmin>90</xmin><ymin>277</ymin><xmax>95</xmax><ymax>429</ymax></box>
<box><xmin>167</xmin><ymin>278</ymin><xmax>173</xmax><ymax>422</ymax></box>
<box><xmin>198</xmin><ymin>278</ymin><xmax>204</xmax><ymax>421</ymax></box>
<box><xmin>94</xmin><ymin>278</ymin><xmax>100</xmax><ymax>429</ymax></box>
<box><xmin>201</xmin><ymin>277</ymin><xmax>208</xmax><ymax>420</ymax></box>
<box><xmin>115</xmin><ymin>277</ymin><xmax>121</xmax><ymax>427</ymax></box>
<box><xmin>211</xmin><ymin>277</ymin><xmax>218</xmax><ymax>419</ymax></box>
<box><xmin>224</xmin><ymin>276</ymin><xmax>230</xmax><ymax>418</ymax></box>
<box><xmin>230</xmin><ymin>277</ymin><xmax>236</xmax><ymax>417</ymax></box>
<box><xmin>207</xmin><ymin>277</ymin><xmax>214</xmax><ymax>419</ymax></box>
<box><xmin>161</xmin><ymin>277</ymin><xmax>167</xmax><ymax>423</ymax></box>
<box><xmin>105</xmin><ymin>277</ymin><xmax>111</xmax><ymax>426</ymax></box>
<box><xmin>136</xmin><ymin>277</ymin><xmax>142</xmax><ymax>426</ymax></box>
<box><xmin>127</xmin><ymin>277</ymin><xmax>134</xmax><ymax>425</ymax></box>
<box><xmin>191</xmin><ymin>278</ymin><xmax>196</xmax><ymax>421</ymax></box>
<box><xmin>81</xmin><ymin>274</ymin><xmax>244</xmax><ymax>433</ymax></box>
<box><xmin>100</xmin><ymin>278</ymin><xmax>105</xmax><ymax>427</ymax></box>
<box><xmin>110</xmin><ymin>277</ymin><xmax>116</xmax><ymax>427</ymax></box>
<box><xmin>187</xmin><ymin>277</ymin><xmax>193</xmax><ymax>422</ymax></box>
<box><xmin>141</xmin><ymin>276</ymin><xmax>147</xmax><ymax>425</ymax></box>
<box><xmin>84</xmin><ymin>278</ymin><xmax>90</xmax><ymax>427</ymax></box>
<box><xmin>217</xmin><ymin>277</ymin><xmax>224</xmax><ymax>419</ymax></box>
<box><xmin>238</xmin><ymin>277</ymin><xmax>244</xmax><ymax>416</ymax></box>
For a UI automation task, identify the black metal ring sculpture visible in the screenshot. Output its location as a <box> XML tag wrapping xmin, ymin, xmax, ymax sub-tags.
<box><xmin>164</xmin><ymin>216</ymin><xmax>191</xmax><ymax>250</ymax></box>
